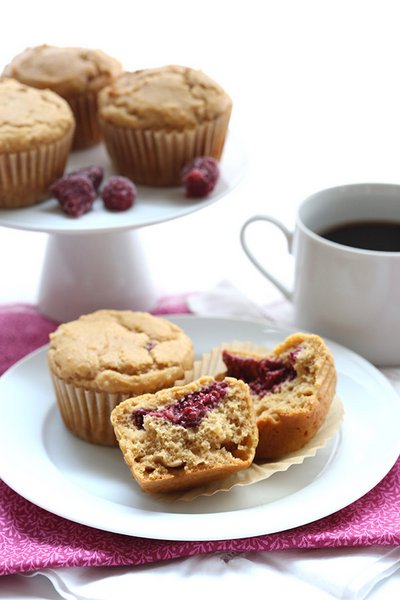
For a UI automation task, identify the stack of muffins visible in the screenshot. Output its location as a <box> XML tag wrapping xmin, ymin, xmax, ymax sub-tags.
<box><xmin>1</xmin><ymin>44</ymin><xmax>232</xmax><ymax>208</ymax></box>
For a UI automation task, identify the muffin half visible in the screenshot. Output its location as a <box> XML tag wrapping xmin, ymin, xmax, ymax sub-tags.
<box><xmin>221</xmin><ymin>333</ymin><xmax>337</xmax><ymax>459</ymax></box>
<box><xmin>111</xmin><ymin>376</ymin><xmax>258</xmax><ymax>493</ymax></box>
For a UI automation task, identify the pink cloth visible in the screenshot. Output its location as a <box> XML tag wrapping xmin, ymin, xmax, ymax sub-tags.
<box><xmin>0</xmin><ymin>303</ymin><xmax>399</xmax><ymax>576</ymax></box>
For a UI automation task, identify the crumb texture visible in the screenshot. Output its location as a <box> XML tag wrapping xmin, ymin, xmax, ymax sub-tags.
<box><xmin>223</xmin><ymin>332</ymin><xmax>337</xmax><ymax>459</ymax></box>
<box><xmin>111</xmin><ymin>376</ymin><xmax>259</xmax><ymax>493</ymax></box>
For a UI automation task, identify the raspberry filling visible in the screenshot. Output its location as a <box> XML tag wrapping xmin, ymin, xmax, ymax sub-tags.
<box><xmin>132</xmin><ymin>381</ymin><xmax>228</xmax><ymax>429</ymax></box>
<box><xmin>222</xmin><ymin>350</ymin><xmax>296</xmax><ymax>396</ymax></box>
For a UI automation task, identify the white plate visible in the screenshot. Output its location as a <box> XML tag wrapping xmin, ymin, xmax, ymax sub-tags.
<box><xmin>0</xmin><ymin>316</ymin><xmax>399</xmax><ymax>541</ymax></box>
<box><xmin>0</xmin><ymin>132</ymin><xmax>246</xmax><ymax>235</ymax></box>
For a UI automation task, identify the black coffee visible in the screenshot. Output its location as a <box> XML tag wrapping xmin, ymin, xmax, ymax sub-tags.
<box><xmin>319</xmin><ymin>220</ymin><xmax>400</xmax><ymax>251</ymax></box>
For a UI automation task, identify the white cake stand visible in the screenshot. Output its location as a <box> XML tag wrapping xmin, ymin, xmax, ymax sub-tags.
<box><xmin>0</xmin><ymin>134</ymin><xmax>247</xmax><ymax>322</ymax></box>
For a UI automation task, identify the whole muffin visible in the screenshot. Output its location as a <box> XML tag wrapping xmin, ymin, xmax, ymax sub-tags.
<box><xmin>47</xmin><ymin>310</ymin><xmax>194</xmax><ymax>446</ymax></box>
<box><xmin>3</xmin><ymin>45</ymin><xmax>122</xmax><ymax>149</ymax></box>
<box><xmin>0</xmin><ymin>77</ymin><xmax>75</xmax><ymax>208</ymax></box>
<box><xmin>97</xmin><ymin>65</ymin><xmax>232</xmax><ymax>186</ymax></box>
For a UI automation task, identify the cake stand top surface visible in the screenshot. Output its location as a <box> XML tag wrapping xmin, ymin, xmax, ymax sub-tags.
<box><xmin>0</xmin><ymin>132</ymin><xmax>246</xmax><ymax>236</ymax></box>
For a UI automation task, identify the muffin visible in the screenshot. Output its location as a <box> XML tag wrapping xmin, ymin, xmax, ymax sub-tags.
<box><xmin>47</xmin><ymin>310</ymin><xmax>194</xmax><ymax>446</ymax></box>
<box><xmin>220</xmin><ymin>333</ymin><xmax>337</xmax><ymax>459</ymax></box>
<box><xmin>97</xmin><ymin>65</ymin><xmax>232</xmax><ymax>186</ymax></box>
<box><xmin>111</xmin><ymin>376</ymin><xmax>259</xmax><ymax>494</ymax></box>
<box><xmin>3</xmin><ymin>45</ymin><xmax>122</xmax><ymax>149</ymax></box>
<box><xmin>0</xmin><ymin>77</ymin><xmax>75</xmax><ymax>208</ymax></box>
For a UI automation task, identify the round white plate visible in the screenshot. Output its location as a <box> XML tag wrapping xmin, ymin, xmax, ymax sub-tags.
<box><xmin>0</xmin><ymin>316</ymin><xmax>399</xmax><ymax>541</ymax></box>
<box><xmin>0</xmin><ymin>132</ymin><xmax>246</xmax><ymax>235</ymax></box>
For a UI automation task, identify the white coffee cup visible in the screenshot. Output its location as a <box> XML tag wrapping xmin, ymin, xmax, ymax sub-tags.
<box><xmin>240</xmin><ymin>183</ymin><xmax>400</xmax><ymax>366</ymax></box>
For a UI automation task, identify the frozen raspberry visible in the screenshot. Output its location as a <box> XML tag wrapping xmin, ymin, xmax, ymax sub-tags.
<box><xmin>50</xmin><ymin>174</ymin><xmax>96</xmax><ymax>217</ymax></box>
<box><xmin>72</xmin><ymin>165</ymin><xmax>104</xmax><ymax>191</ymax></box>
<box><xmin>181</xmin><ymin>156</ymin><xmax>220</xmax><ymax>198</ymax></box>
<box><xmin>101</xmin><ymin>176</ymin><xmax>137</xmax><ymax>211</ymax></box>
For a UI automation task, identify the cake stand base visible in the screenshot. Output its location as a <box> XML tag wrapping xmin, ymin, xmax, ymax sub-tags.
<box><xmin>37</xmin><ymin>230</ymin><xmax>159</xmax><ymax>322</ymax></box>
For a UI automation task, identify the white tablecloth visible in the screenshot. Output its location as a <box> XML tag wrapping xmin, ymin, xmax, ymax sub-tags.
<box><xmin>1</xmin><ymin>547</ymin><xmax>399</xmax><ymax>600</ymax></box>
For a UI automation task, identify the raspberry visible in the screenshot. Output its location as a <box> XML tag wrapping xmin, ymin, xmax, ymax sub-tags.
<box><xmin>222</xmin><ymin>351</ymin><xmax>296</xmax><ymax>397</ymax></box>
<box><xmin>181</xmin><ymin>156</ymin><xmax>220</xmax><ymax>198</ymax></box>
<box><xmin>132</xmin><ymin>381</ymin><xmax>228</xmax><ymax>429</ymax></box>
<box><xmin>72</xmin><ymin>165</ymin><xmax>104</xmax><ymax>191</ymax></box>
<box><xmin>50</xmin><ymin>174</ymin><xmax>96</xmax><ymax>217</ymax></box>
<box><xmin>101</xmin><ymin>175</ymin><xmax>137</xmax><ymax>211</ymax></box>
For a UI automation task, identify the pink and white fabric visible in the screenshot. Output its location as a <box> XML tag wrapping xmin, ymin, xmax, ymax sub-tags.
<box><xmin>0</xmin><ymin>301</ymin><xmax>399</xmax><ymax>577</ymax></box>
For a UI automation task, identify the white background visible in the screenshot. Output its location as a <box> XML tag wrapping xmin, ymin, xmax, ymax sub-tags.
<box><xmin>3</xmin><ymin>0</ymin><xmax>400</xmax><ymax>307</ymax></box>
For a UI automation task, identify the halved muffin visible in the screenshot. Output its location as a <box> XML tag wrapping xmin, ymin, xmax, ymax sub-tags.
<box><xmin>111</xmin><ymin>376</ymin><xmax>258</xmax><ymax>493</ymax></box>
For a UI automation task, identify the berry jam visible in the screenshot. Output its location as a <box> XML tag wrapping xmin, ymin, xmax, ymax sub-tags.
<box><xmin>132</xmin><ymin>381</ymin><xmax>228</xmax><ymax>429</ymax></box>
<box><xmin>222</xmin><ymin>350</ymin><xmax>296</xmax><ymax>396</ymax></box>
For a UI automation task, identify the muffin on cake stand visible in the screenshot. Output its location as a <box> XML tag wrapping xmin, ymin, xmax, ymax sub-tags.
<box><xmin>0</xmin><ymin>134</ymin><xmax>246</xmax><ymax>322</ymax></box>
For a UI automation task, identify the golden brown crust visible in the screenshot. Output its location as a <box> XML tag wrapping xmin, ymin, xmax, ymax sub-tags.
<box><xmin>97</xmin><ymin>65</ymin><xmax>232</xmax><ymax>185</ymax></box>
<box><xmin>223</xmin><ymin>333</ymin><xmax>337</xmax><ymax>459</ymax></box>
<box><xmin>3</xmin><ymin>45</ymin><xmax>122</xmax><ymax>149</ymax></box>
<box><xmin>111</xmin><ymin>376</ymin><xmax>259</xmax><ymax>493</ymax></box>
<box><xmin>97</xmin><ymin>65</ymin><xmax>232</xmax><ymax>131</ymax></box>
<box><xmin>3</xmin><ymin>45</ymin><xmax>122</xmax><ymax>98</ymax></box>
<box><xmin>47</xmin><ymin>310</ymin><xmax>194</xmax><ymax>394</ymax></box>
<box><xmin>0</xmin><ymin>77</ymin><xmax>74</xmax><ymax>152</ymax></box>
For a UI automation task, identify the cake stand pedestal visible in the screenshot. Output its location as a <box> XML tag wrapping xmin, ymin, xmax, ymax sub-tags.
<box><xmin>0</xmin><ymin>134</ymin><xmax>246</xmax><ymax>322</ymax></box>
<box><xmin>37</xmin><ymin>230</ymin><xmax>158</xmax><ymax>322</ymax></box>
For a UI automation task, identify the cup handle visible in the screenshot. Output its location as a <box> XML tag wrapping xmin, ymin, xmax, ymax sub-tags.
<box><xmin>240</xmin><ymin>215</ymin><xmax>294</xmax><ymax>300</ymax></box>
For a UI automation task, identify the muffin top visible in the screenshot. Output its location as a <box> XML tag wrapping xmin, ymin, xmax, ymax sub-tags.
<box><xmin>48</xmin><ymin>310</ymin><xmax>194</xmax><ymax>394</ymax></box>
<box><xmin>3</xmin><ymin>45</ymin><xmax>122</xmax><ymax>97</ymax></box>
<box><xmin>97</xmin><ymin>65</ymin><xmax>232</xmax><ymax>131</ymax></box>
<box><xmin>0</xmin><ymin>78</ymin><xmax>75</xmax><ymax>152</ymax></box>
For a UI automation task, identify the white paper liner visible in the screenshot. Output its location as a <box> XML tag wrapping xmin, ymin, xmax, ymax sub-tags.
<box><xmin>157</xmin><ymin>342</ymin><xmax>344</xmax><ymax>502</ymax></box>
<box><xmin>99</xmin><ymin>111</ymin><xmax>231</xmax><ymax>186</ymax></box>
<box><xmin>68</xmin><ymin>92</ymin><xmax>102</xmax><ymax>149</ymax></box>
<box><xmin>49</xmin><ymin>371</ymin><xmax>131</xmax><ymax>446</ymax></box>
<box><xmin>0</xmin><ymin>129</ymin><xmax>74</xmax><ymax>207</ymax></box>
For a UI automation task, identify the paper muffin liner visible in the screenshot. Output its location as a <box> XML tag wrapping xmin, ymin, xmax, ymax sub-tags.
<box><xmin>160</xmin><ymin>342</ymin><xmax>344</xmax><ymax>501</ymax></box>
<box><xmin>99</xmin><ymin>110</ymin><xmax>231</xmax><ymax>186</ymax></box>
<box><xmin>68</xmin><ymin>92</ymin><xmax>103</xmax><ymax>149</ymax></box>
<box><xmin>50</xmin><ymin>371</ymin><xmax>131</xmax><ymax>446</ymax></box>
<box><xmin>0</xmin><ymin>129</ymin><xmax>74</xmax><ymax>208</ymax></box>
